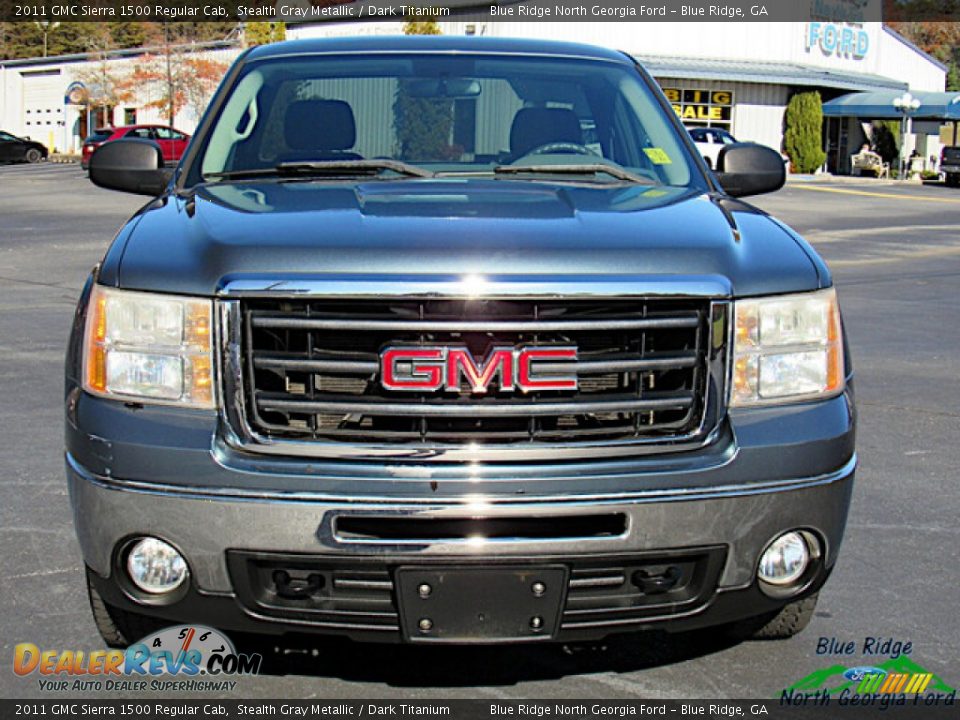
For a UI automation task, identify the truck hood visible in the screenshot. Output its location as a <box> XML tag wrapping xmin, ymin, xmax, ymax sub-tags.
<box><xmin>104</xmin><ymin>179</ymin><xmax>821</xmax><ymax>297</ymax></box>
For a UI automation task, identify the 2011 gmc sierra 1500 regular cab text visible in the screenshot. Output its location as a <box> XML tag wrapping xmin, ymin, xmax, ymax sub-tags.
<box><xmin>66</xmin><ymin>36</ymin><xmax>855</xmax><ymax>647</ymax></box>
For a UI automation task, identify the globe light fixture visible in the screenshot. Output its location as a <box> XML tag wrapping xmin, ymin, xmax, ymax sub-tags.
<box><xmin>892</xmin><ymin>92</ymin><xmax>922</xmax><ymax>180</ymax></box>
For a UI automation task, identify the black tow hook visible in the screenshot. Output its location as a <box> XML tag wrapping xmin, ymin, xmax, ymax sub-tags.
<box><xmin>632</xmin><ymin>566</ymin><xmax>682</xmax><ymax>595</ymax></box>
<box><xmin>272</xmin><ymin>570</ymin><xmax>324</xmax><ymax>599</ymax></box>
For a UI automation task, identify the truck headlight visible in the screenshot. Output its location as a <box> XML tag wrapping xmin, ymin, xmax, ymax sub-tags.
<box><xmin>731</xmin><ymin>288</ymin><xmax>844</xmax><ymax>406</ymax></box>
<box><xmin>82</xmin><ymin>285</ymin><xmax>214</xmax><ymax>408</ymax></box>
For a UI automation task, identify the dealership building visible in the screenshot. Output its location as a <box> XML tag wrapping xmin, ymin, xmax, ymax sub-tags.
<box><xmin>0</xmin><ymin>41</ymin><xmax>241</xmax><ymax>154</ymax></box>
<box><xmin>0</xmin><ymin>21</ymin><xmax>948</xmax><ymax>172</ymax></box>
<box><xmin>293</xmin><ymin>20</ymin><xmax>948</xmax><ymax>172</ymax></box>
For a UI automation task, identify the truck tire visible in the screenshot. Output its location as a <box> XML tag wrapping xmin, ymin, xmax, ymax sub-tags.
<box><xmin>86</xmin><ymin>570</ymin><xmax>165</xmax><ymax>647</ymax></box>
<box><xmin>723</xmin><ymin>592</ymin><xmax>819</xmax><ymax>641</ymax></box>
<box><xmin>751</xmin><ymin>592</ymin><xmax>819</xmax><ymax>639</ymax></box>
<box><xmin>946</xmin><ymin>174</ymin><xmax>959</xmax><ymax>187</ymax></box>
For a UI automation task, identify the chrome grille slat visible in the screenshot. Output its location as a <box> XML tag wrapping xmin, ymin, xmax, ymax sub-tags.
<box><xmin>251</xmin><ymin>315</ymin><xmax>700</xmax><ymax>333</ymax></box>
<box><xmin>252</xmin><ymin>352</ymin><xmax>698</xmax><ymax>376</ymax></box>
<box><xmin>254</xmin><ymin>356</ymin><xmax>380</xmax><ymax>374</ymax></box>
<box><xmin>256</xmin><ymin>392</ymin><xmax>695</xmax><ymax>417</ymax></box>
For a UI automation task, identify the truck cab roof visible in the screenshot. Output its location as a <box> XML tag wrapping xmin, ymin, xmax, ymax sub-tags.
<box><xmin>245</xmin><ymin>34</ymin><xmax>636</xmax><ymax>65</ymax></box>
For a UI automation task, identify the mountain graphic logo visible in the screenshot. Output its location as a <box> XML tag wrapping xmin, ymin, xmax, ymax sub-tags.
<box><xmin>783</xmin><ymin>656</ymin><xmax>956</xmax><ymax>697</ymax></box>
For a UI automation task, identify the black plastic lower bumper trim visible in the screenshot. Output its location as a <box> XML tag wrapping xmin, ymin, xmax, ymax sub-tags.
<box><xmin>86</xmin><ymin>551</ymin><xmax>831</xmax><ymax>645</ymax></box>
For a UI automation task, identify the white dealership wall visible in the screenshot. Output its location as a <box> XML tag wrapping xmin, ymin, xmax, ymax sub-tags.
<box><xmin>439</xmin><ymin>22</ymin><xmax>945</xmax><ymax>91</ymax></box>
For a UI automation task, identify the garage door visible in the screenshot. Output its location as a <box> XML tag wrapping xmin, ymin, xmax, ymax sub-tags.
<box><xmin>21</xmin><ymin>68</ymin><xmax>65</xmax><ymax>140</ymax></box>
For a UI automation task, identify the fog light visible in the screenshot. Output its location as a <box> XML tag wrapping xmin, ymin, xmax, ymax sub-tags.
<box><xmin>126</xmin><ymin>538</ymin><xmax>188</xmax><ymax>594</ymax></box>
<box><xmin>758</xmin><ymin>531</ymin><xmax>810</xmax><ymax>586</ymax></box>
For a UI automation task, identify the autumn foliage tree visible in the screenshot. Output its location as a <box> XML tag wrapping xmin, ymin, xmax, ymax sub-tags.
<box><xmin>887</xmin><ymin>22</ymin><xmax>960</xmax><ymax>91</ymax></box>
<box><xmin>118</xmin><ymin>24</ymin><xmax>229</xmax><ymax>125</ymax></box>
<box><xmin>120</xmin><ymin>54</ymin><xmax>228</xmax><ymax>125</ymax></box>
<box><xmin>71</xmin><ymin>25</ymin><xmax>127</xmax><ymax>127</ymax></box>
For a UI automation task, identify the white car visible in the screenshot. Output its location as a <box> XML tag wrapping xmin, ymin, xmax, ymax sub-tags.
<box><xmin>686</xmin><ymin>126</ymin><xmax>738</xmax><ymax>169</ymax></box>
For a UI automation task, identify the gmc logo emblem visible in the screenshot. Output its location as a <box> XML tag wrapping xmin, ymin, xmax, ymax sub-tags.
<box><xmin>380</xmin><ymin>346</ymin><xmax>578</xmax><ymax>393</ymax></box>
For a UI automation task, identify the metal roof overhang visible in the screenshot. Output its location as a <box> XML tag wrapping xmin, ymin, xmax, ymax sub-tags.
<box><xmin>822</xmin><ymin>90</ymin><xmax>960</xmax><ymax>120</ymax></box>
<box><xmin>634</xmin><ymin>55</ymin><xmax>908</xmax><ymax>93</ymax></box>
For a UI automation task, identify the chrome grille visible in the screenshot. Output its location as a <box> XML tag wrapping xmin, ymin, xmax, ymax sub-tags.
<box><xmin>228</xmin><ymin>297</ymin><xmax>721</xmax><ymax>455</ymax></box>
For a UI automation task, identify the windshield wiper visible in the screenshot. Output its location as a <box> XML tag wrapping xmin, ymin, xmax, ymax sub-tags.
<box><xmin>203</xmin><ymin>159</ymin><xmax>434</xmax><ymax>181</ymax></box>
<box><xmin>493</xmin><ymin>163</ymin><xmax>653</xmax><ymax>184</ymax></box>
<box><xmin>277</xmin><ymin>159</ymin><xmax>434</xmax><ymax>178</ymax></box>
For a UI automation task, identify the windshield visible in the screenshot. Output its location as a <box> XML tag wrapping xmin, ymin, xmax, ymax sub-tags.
<box><xmin>84</xmin><ymin>129</ymin><xmax>113</xmax><ymax>143</ymax></box>
<box><xmin>192</xmin><ymin>53</ymin><xmax>695</xmax><ymax>187</ymax></box>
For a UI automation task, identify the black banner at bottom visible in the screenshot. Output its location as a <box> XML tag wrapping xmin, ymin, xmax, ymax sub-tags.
<box><xmin>1</xmin><ymin>699</ymin><xmax>958</xmax><ymax>720</ymax></box>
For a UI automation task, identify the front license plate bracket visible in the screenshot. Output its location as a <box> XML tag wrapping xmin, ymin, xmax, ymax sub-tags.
<box><xmin>395</xmin><ymin>565</ymin><xmax>568</xmax><ymax>643</ymax></box>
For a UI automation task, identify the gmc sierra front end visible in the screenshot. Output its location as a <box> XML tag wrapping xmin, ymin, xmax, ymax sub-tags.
<box><xmin>67</xmin><ymin>36</ymin><xmax>855</xmax><ymax>646</ymax></box>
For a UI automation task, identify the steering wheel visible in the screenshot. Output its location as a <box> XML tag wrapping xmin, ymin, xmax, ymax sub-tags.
<box><xmin>519</xmin><ymin>141</ymin><xmax>599</xmax><ymax>158</ymax></box>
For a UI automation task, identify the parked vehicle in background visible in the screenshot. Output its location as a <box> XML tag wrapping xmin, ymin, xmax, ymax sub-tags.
<box><xmin>81</xmin><ymin>128</ymin><xmax>115</xmax><ymax>170</ymax></box>
<box><xmin>82</xmin><ymin>125</ymin><xmax>190</xmax><ymax>169</ymax></box>
<box><xmin>941</xmin><ymin>146</ymin><xmax>960</xmax><ymax>186</ymax></box>
<box><xmin>686</xmin><ymin>126</ymin><xmax>738</xmax><ymax>168</ymax></box>
<box><xmin>0</xmin><ymin>130</ymin><xmax>48</xmax><ymax>164</ymax></box>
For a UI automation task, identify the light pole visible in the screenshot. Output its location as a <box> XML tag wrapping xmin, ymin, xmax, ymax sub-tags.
<box><xmin>33</xmin><ymin>21</ymin><xmax>60</xmax><ymax>58</ymax></box>
<box><xmin>893</xmin><ymin>92</ymin><xmax>921</xmax><ymax>180</ymax></box>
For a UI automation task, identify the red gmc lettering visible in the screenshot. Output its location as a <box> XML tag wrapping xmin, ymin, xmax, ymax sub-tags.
<box><xmin>381</xmin><ymin>348</ymin><xmax>444</xmax><ymax>391</ymax></box>
<box><xmin>380</xmin><ymin>346</ymin><xmax>577</xmax><ymax>393</ymax></box>
<box><xmin>446</xmin><ymin>348</ymin><xmax>514</xmax><ymax>393</ymax></box>
<box><xmin>518</xmin><ymin>347</ymin><xmax>578</xmax><ymax>391</ymax></box>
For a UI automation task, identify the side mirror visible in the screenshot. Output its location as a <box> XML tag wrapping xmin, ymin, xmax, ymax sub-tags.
<box><xmin>715</xmin><ymin>143</ymin><xmax>786</xmax><ymax>198</ymax></box>
<box><xmin>89</xmin><ymin>139</ymin><xmax>172</xmax><ymax>196</ymax></box>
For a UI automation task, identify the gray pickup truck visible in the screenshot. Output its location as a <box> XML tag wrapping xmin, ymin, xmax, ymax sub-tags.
<box><xmin>941</xmin><ymin>146</ymin><xmax>960</xmax><ymax>186</ymax></box>
<box><xmin>68</xmin><ymin>36</ymin><xmax>855</xmax><ymax>647</ymax></box>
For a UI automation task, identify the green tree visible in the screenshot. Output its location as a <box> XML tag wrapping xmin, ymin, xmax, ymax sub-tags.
<box><xmin>783</xmin><ymin>91</ymin><xmax>827</xmax><ymax>174</ymax></box>
<box><xmin>107</xmin><ymin>22</ymin><xmax>148</xmax><ymax>50</ymax></box>
<box><xmin>393</xmin><ymin>19</ymin><xmax>453</xmax><ymax>161</ymax></box>
<box><xmin>871</xmin><ymin>120</ymin><xmax>901</xmax><ymax>166</ymax></box>
<box><xmin>948</xmin><ymin>64</ymin><xmax>960</xmax><ymax>92</ymax></box>
<box><xmin>403</xmin><ymin>20</ymin><xmax>442</xmax><ymax>35</ymax></box>
<box><xmin>245</xmin><ymin>22</ymin><xmax>286</xmax><ymax>47</ymax></box>
<box><xmin>0</xmin><ymin>22</ymin><xmax>43</xmax><ymax>60</ymax></box>
<box><xmin>0</xmin><ymin>22</ymin><xmax>164</xmax><ymax>60</ymax></box>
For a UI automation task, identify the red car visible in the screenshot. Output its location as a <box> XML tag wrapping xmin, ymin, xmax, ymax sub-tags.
<box><xmin>81</xmin><ymin>125</ymin><xmax>190</xmax><ymax>169</ymax></box>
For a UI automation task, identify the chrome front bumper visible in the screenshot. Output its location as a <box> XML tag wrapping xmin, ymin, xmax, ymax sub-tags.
<box><xmin>68</xmin><ymin>452</ymin><xmax>855</xmax><ymax>594</ymax></box>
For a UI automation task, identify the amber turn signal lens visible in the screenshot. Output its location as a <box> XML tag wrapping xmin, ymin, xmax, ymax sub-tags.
<box><xmin>82</xmin><ymin>285</ymin><xmax>215</xmax><ymax>408</ymax></box>
<box><xmin>732</xmin><ymin>288</ymin><xmax>844</xmax><ymax>406</ymax></box>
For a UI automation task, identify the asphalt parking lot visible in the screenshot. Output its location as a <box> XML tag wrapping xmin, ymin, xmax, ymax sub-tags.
<box><xmin>1</xmin><ymin>162</ymin><xmax>958</xmax><ymax>700</ymax></box>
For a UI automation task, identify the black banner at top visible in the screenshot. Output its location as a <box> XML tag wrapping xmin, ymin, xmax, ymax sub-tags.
<box><xmin>0</xmin><ymin>0</ymin><xmax>958</xmax><ymax>23</ymax></box>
